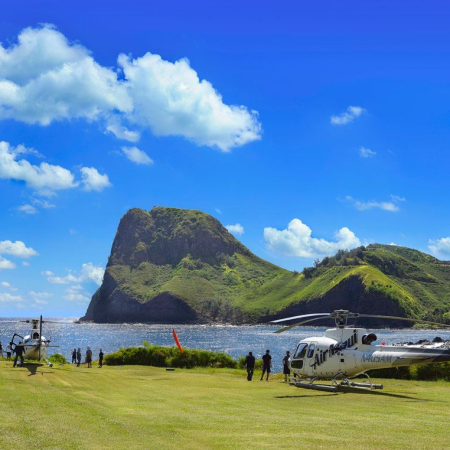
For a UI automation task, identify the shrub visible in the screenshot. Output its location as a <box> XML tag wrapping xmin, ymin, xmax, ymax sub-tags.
<box><xmin>367</xmin><ymin>363</ymin><xmax>450</xmax><ymax>381</ymax></box>
<box><xmin>367</xmin><ymin>366</ymin><xmax>412</xmax><ymax>380</ymax></box>
<box><xmin>415</xmin><ymin>362</ymin><xmax>450</xmax><ymax>381</ymax></box>
<box><xmin>104</xmin><ymin>344</ymin><xmax>237</xmax><ymax>369</ymax></box>
<box><xmin>48</xmin><ymin>353</ymin><xmax>68</xmax><ymax>364</ymax></box>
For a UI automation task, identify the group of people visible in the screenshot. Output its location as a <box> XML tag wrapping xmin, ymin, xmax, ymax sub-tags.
<box><xmin>0</xmin><ymin>340</ymin><xmax>105</xmax><ymax>368</ymax></box>
<box><xmin>71</xmin><ymin>347</ymin><xmax>104</xmax><ymax>368</ymax></box>
<box><xmin>0</xmin><ymin>340</ymin><xmax>26</xmax><ymax>367</ymax></box>
<box><xmin>0</xmin><ymin>341</ymin><xmax>13</xmax><ymax>360</ymax></box>
<box><xmin>244</xmin><ymin>349</ymin><xmax>291</xmax><ymax>382</ymax></box>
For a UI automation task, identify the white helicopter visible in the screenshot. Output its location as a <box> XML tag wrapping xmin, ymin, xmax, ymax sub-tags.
<box><xmin>272</xmin><ymin>309</ymin><xmax>450</xmax><ymax>392</ymax></box>
<box><xmin>11</xmin><ymin>315</ymin><xmax>58</xmax><ymax>367</ymax></box>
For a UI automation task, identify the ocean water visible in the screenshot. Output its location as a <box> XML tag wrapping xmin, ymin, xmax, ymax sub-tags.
<box><xmin>1</xmin><ymin>318</ymin><xmax>450</xmax><ymax>372</ymax></box>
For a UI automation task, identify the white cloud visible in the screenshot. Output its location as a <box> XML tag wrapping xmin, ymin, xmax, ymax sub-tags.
<box><xmin>1</xmin><ymin>140</ymin><xmax>111</xmax><ymax>196</ymax></box>
<box><xmin>0</xmin><ymin>141</ymin><xmax>77</xmax><ymax>193</ymax></box>
<box><xmin>17</xmin><ymin>204</ymin><xmax>38</xmax><ymax>214</ymax></box>
<box><xmin>0</xmin><ymin>292</ymin><xmax>23</xmax><ymax>303</ymax></box>
<box><xmin>106</xmin><ymin>122</ymin><xmax>140</xmax><ymax>142</ymax></box>
<box><xmin>79</xmin><ymin>263</ymin><xmax>104</xmax><ymax>285</ymax></box>
<box><xmin>215</xmin><ymin>208</ymin><xmax>222</xmax><ymax>215</ymax></box>
<box><xmin>359</xmin><ymin>147</ymin><xmax>376</xmax><ymax>158</ymax></box>
<box><xmin>69</xmin><ymin>228</ymin><xmax>77</xmax><ymax>235</ymax></box>
<box><xmin>80</xmin><ymin>167</ymin><xmax>112</xmax><ymax>192</ymax></box>
<box><xmin>41</xmin><ymin>270</ymin><xmax>54</xmax><ymax>276</ymax></box>
<box><xmin>0</xmin><ymin>25</ymin><xmax>132</xmax><ymax>125</ymax></box>
<box><xmin>344</xmin><ymin>196</ymin><xmax>401</xmax><ymax>212</ymax></box>
<box><xmin>264</xmin><ymin>219</ymin><xmax>361</xmax><ymax>258</ymax></box>
<box><xmin>428</xmin><ymin>238</ymin><xmax>450</xmax><ymax>258</ymax></box>
<box><xmin>119</xmin><ymin>52</ymin><xmax>261</xmax><ymax>151</ymax></box>
<box><xmin>29</xmin><ymin>291</ymin><xmax>52</xmax><ymax>306</ymax></box>
<box><xmin>0</xmin><ymin>25</ymin><xmax>261</xmax><ymax>151</ymax></box>
<box><xmin>121</xmin><ymin>146</ymin><xmax>153</xmax><ymax>165</ymax></box>
<box><xmin>32</xmin><ymin>198</ymin><xmax>56</xmax><ymax>209</ymax></box>
<box><xmin>33</xmin><ymin>298</ymin><xmax>49</xmax><ymax>306</ymax></box>
<box><xmin>64</xmin><ymin>285</ymin><xmax>91</xmax><ymax>303</ymax></box>
<box><xmin>331</xmin><ymin>106</ymin><xmax>366</xmax><ymax>125</ymax></box>
<box><xmin>225</xmin><ymin>223</ymin><xmax>244</xmax><ymax>235</ymax></box>
<box><xmin>391</xmin><ymin>194</ymin><xmax>406</xmax><ymax>203</ymax></box>
<box><xmin>0</xmin><ymin>240</ymin><xmax>38</xmax><ymax>257</ymax></box>
<box><xmin>29</xmin><ymin>290</ymin><xmax>53</xmax><ymax>299</ymax></box>
<box><xmin>45</xmin><ymin>273</ymin><xmax>79</xmax><ymax>284</ymax></box>
<box><xmin>1</xmin><ymin>281</ymin><xmax>18</xmax><ymax>291</ymax></box>
<box><xmin>43</xmin><ymin>262</ymin><xmax>104</xmax><ymax>286</ymax></box>
<box><xmin>22</xmin><ymin>261</ymin><xmax>30</xmax><ymax>267</ymax></box>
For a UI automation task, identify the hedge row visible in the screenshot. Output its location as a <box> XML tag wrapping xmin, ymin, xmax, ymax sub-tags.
<box><xmin>367</xmin><ymin>362</ymin><xmax>450</xmax><ymax>381</ymax></box>
<box><xmin>104</xmin><ymin>344</ymin><xmax>237</xmax><ymax>369</ymax></box>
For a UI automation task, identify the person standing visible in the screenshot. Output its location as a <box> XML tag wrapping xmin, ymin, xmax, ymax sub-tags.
<box><xmin>86</xmin><ymin>346</ymin><xmax>92</xmax><ymax>368</ymax></box>
<box><xmin>0</xmin><ymin>342</ymin><xmax>3</xmax><ymax>358</ymax></box>
<box><xmin>72</xmin><ymin>348</ymin><xmax>77</xmax><ymax>364</ymax></box>
<box><xmin>282</xmin><ymin>350</ymin><xmax>291</xmax><ymax>382</ymax></box>
<box><xmin>260</xmin><ymin>349</ymin><xmax>272</xmax><ymax>381</ymax></box>
<box><xmin>98</xmin><ymin>349</ymin><xmax>104</xmax><ymax>368</ymax></box>
<box><xmin>244</xmin><ymin>351</ymin><xmax>256</xmax><ymax>381</ymax></box>
<box><xmin>13</xmin><ymin>342</ymin><xmax>25</xmax><ymax>367</ymax></box>
<box><xmin>6</xmin><ymin>343</ymin><xmax>12</xmax><ymax>361</ymax></box>
<box><xmin>76</xmin><ymin>348</ymin><xmax>82</xmax><ymax>367</ymax></box>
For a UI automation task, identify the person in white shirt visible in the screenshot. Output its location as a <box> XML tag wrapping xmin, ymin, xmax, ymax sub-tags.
<box><xmin>6</xmin><ymin>343</ymin><xmax>12</xmax><ymax>360</ymax></box>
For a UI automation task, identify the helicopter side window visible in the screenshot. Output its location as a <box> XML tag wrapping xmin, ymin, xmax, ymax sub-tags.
<box><xmin>307</xmin><ymin>343</ymin><xmax>315</xmax><ymax>358</ymax></box>
<box><xmin>362</xmin><ymin>333</ymin><xmax>377</xmax><ymax>345</ymax></box>
<box><xmin>294</xmin><ymin>343</ymin><xmax>308</xmax><ymax>359</ymax></box>
<box><xmin>33</xmin><ymin>332</ymin><xmax>39</xmax><ymax>340</ymax></box>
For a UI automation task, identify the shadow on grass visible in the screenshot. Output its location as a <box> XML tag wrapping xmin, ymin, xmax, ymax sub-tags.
<box><xmin>275</xmin><ymin>394</ymin><xmax>338</xmax><ymax>398</ymax></box>
<box><xmin>276</xmin><ymin>386</ymin><xmax>440</xmax><ymax>402</ymax></box>
<box><xmin>21</xmin><ymin>363</ymin><xmax>53</xmax><ymax>376</ymax></box>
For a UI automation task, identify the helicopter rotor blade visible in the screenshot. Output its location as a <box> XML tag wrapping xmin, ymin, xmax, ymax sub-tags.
<box><xmin>19</xmin><ymin>320</ymin><xmax>30</xmax><ymax>323</ymax></box>
<box><xmin>357</xmin><ymin>314</ymin><xmax>450</xmax><ymax>328</ymax></box>
<box><xmin>274</xmin><ymin>315</ymin><xmax>332</xmax><ymax>334</ymax></box>
<box><xmin>271</xmin><ymin>313</ymin><xmax>331</xmax><ymax>324</ymax></box>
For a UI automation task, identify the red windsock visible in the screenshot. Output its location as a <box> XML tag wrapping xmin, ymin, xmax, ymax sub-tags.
<box><xmin>173</xmin><ymin>328</ymin><xmax>183</xmax><ymax>353</ymax></box>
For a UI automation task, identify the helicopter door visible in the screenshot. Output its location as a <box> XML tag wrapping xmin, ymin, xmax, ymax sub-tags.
<box><xmin>306</xmin><ymin>342</ymin><xmax>317</xmax><ymax>376</ymax></box>
<box><xmin>291</xmin><ymin>343</ymin><xmax>308</xmax><ymax>370</ymax></box>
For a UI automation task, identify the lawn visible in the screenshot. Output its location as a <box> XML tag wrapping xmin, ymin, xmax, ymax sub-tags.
<box><xmin>0</xmin><ymin>361</ymin><xmax>449</xmax><ymax>449</ymax></box>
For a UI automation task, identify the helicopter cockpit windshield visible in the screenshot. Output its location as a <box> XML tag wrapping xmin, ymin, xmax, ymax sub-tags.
<box><xmin>294</xmin><ymin>343</ymin><xmax>308</xmax><ymax>358</ymax></box>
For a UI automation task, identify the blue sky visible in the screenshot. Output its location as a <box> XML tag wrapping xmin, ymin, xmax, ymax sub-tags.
<box><xmin>1</xmin><ymin>0</ymin><xmax>450</xmax><ymax>316</ymax></box>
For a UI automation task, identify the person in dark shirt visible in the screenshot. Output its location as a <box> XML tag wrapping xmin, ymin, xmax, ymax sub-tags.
<box><xmin>244</xmin><ymin>351</ymin><xmax>256</xmax><ymax>381</ymax></box>
<box><xmin>260</xmin><ymin>349</ymin><xmax>272</xmax><ymax>381</ymax></box>
<box><xmin>282</xmin><ymin>350</ymin><xmax>291</xmax><ymax>382</ymax></box>
<box><xmin>98</xmin><ymin>349</ymin><xmax>104</xmax><ymax>368</ymax></box>
<box><xmin>13</xmin><ymin>342</ymin><xmax>25</xmax><ymax>367</ymax></box>
<box><xmin>72</xmin><ymin>348</ymin><xmax>77</xmax><ymax>364</ymax></box>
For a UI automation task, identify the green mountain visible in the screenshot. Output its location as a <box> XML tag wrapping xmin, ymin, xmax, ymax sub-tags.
<box><xmin>82</xmin><ymin>207</ymin><xmax>450</xmax><ymax>326</ymax></box>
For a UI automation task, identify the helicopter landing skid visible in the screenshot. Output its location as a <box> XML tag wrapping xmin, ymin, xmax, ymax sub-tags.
<box><xmin>289</xmin><ymin>373</ymin><xmax>383</xmax><ymax>392</ymax></box>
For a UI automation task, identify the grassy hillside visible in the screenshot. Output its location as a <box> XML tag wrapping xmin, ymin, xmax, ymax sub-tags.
<box><xmin>83</xmin><ymin>208</ymin><xmax>450</xmax><ymax>324</ymax></box>
<box><xmin>1</xmin><ymin>362</ymin><xmax>450</xmax><ymax>449</ymax></box>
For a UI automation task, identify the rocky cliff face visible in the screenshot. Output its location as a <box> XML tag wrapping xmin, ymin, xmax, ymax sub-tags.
<box><xmin>81</xmin><ymin>207</ymin><xmax>256</xmax><ymax>323</ymax></box>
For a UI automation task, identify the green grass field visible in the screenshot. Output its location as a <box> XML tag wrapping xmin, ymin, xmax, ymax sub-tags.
<box><xmin>1</xmin><ymin>362</ymin><xmax>449</xmax><ymax>449</ymax></box>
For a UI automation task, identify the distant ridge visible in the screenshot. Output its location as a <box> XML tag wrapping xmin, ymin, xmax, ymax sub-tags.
<box><xmin>82</xmin><ymin>207</ymin><xmax>450</xmax><ymax>326</ymax></box>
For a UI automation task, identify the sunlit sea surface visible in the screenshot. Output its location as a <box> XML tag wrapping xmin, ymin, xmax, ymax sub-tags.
<box><xmin>1</xmin><ymin>318</ymin><xmax>450</xmax><ymax>372</ymax></box>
